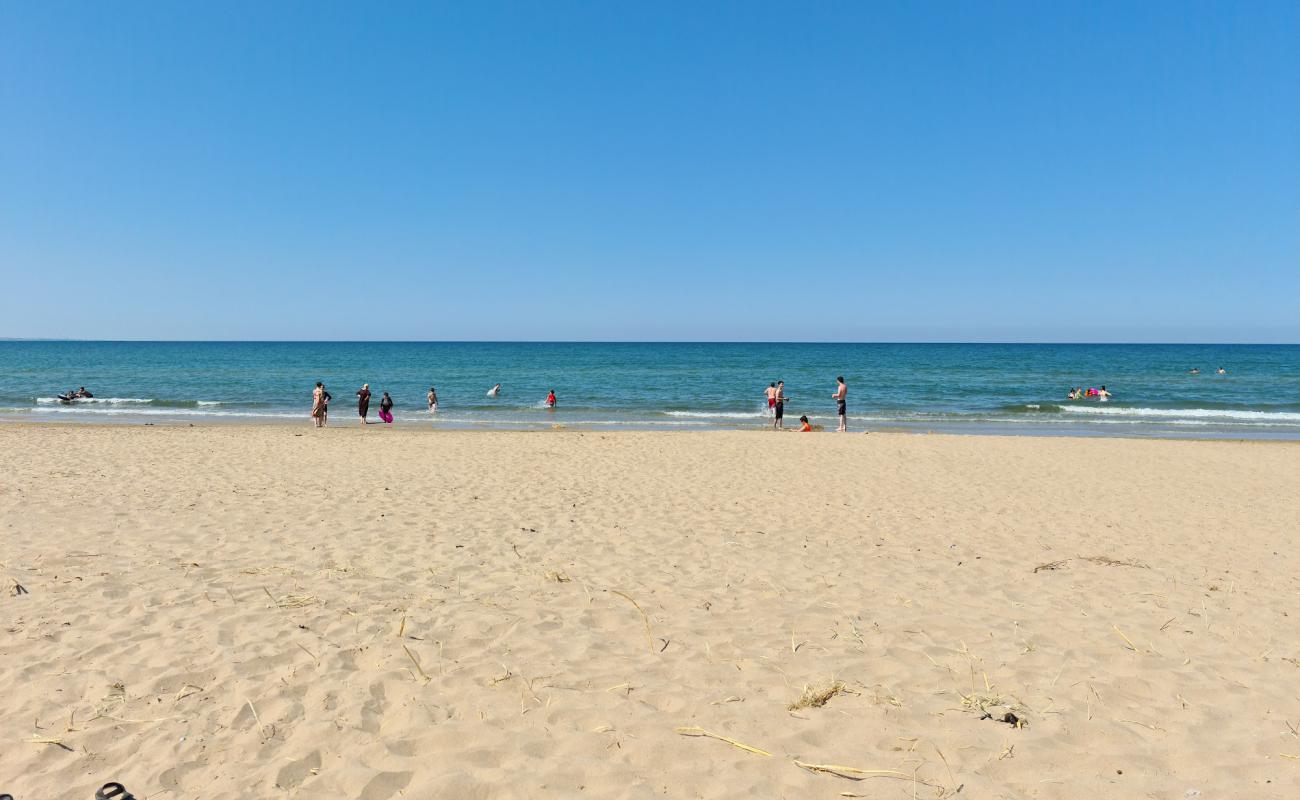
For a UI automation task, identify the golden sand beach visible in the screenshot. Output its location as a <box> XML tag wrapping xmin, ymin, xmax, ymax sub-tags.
<box><xmin>2</xmin><ymin>424</ymin><xmax>1297</xmax><ymax>799</ymax></box>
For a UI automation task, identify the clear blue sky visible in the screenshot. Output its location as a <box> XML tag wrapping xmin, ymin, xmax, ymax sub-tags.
<box><xmin>2</xmin><ymin>1</ymin><xmax>1296</xmax><ymax>342</ymax></box>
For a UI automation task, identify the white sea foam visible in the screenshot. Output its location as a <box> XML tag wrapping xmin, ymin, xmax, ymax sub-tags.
<box><xmin>36</xmin><ymin>397</ymin><xmax>155</xmax><ymax>405</ymax></box>
<box><xmin>1058</xmin><ymin>405</ymin><xmax>1300</xmax><ymax>423</ymax></box>
<box><xmin>845</xmin><ymin>414</ymin><xmax>1298</xmax><ymax>429</ymax></box>
<box><xmin>13</xmin><ymin>398</ymin><xmax>1299</xmax><ymax>432</ymax></box>
<box><xmin>32</xmin><ymin>406</ymin><xmax>303</xmax><ymax>419</ymax></box>
<box><xmin>409</xmin><ymin>415</ymin><xmax>712</xmax><ymax>426</ymax></box>
<box><xmin>17</xmin><ymin>406</ymin><xmax>718</xmax><ymax>426</ymax></box>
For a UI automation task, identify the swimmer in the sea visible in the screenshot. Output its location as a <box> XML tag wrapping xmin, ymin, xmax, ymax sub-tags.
<box><xmin>487</xmin><ymin>383</ymin><xmax>501</xmax><ymax>397</ymax></box>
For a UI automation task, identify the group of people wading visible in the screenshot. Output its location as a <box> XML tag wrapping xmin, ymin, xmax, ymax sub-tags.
<box><xmin>310</xmin><ymin>382</ymin><xmax>393</xmax><ymax>427</ymax></box>
<box><xmin>764</xmin><ymin>376</ymin><xmax>849</xmax><ymax>432</ymax></box>
<box><xmin>311</xmin><ymin>377</ymin><xmax>847</xmax><ymax>430</ymax></box>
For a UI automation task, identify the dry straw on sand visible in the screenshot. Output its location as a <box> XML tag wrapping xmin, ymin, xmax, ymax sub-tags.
<box><xmin>788</xmin><ymin>680</ymin><xmax>848</xmax><ymax>711</ymax></box>
<box><xmin>1033</xmin><ymin>555</ymin><xmax>1150</xmax><ymax>573</ymax></box>
<box><xmin>674</xmin><ymin>727</ymin><xmax>771</xmax><ymax>757</ymax></box>
<box><xmin>608</xmin><ymin>589</ymin><xmax>654</xmax><ymax>652</ymax></box>
<box><xmin>793</xmin><ymin>760</ymin><xmax>941</xmax><ymax>788</ymax></box>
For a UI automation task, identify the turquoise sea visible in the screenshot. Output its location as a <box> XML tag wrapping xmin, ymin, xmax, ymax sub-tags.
<box><xmin>1</xmin><ymin>342</ymin><xmax>1297</xmax><ymax>439</ymax></box>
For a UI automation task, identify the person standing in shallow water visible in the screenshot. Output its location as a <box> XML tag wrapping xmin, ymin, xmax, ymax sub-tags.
<box><xmin>379</xmin><ymin>392</ymin><xmax>394</xmax><ymax>424</ymax></box>
<box><xmin>832</xmin><ymin>376</ymin><xmax>847</xmax><ymax>432</ymax></box>
<box><xmin>773</xmin><ymin>380</ymin><xmax>788</xmax><ymax>429</ymax></box>
<box><xmin>356</xmin><ymin>383</ymin><xmax>371</xmax><ymax>425</ymax></box>
<box><xmin>310</xmin><ymin>382</ymin><xmax>327</xmax><ymax>428</ymax></box>
<box><xmin>427</xmin><ymin>387</ymin><xmax>438</xmax><ymax>413</ymax></box>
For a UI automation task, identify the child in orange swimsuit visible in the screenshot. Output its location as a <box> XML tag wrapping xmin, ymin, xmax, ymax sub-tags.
<box><xmin>799</xmin><ymin>415</ymin><xmax>812</xmax><ymax>432</ymax></box>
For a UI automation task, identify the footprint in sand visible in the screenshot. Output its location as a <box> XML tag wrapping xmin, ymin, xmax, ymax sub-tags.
<box><xmin>275</xmin><ymin>750</ymin><xmax>321</xmax><ymax>790</ymax></box>
<box><xmin>358</xmin><ymin>770</ymin><xmax>412</xmax><ymax>800</ymax></box>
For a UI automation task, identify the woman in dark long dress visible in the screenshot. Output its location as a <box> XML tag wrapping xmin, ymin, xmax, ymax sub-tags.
<box><xmin>357</xmin><ymin>383</ymin><xmax>371</xmax><ymax>425</ymax></box>
<box><xmin>379</xmin><ymin>391</ymin><xmax>394</xmax><ymax>424</ymax></box>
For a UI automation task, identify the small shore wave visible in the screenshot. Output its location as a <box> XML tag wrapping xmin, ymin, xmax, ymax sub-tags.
<box><xmin>1058</xmin><ymin>405</ymin><xmax>1300</xmax><ymax>422</ymax></box>
<box><xmin>35</xmin><ymin>397</ymin><xmax>230</xmax><ymax>408</ymax></box>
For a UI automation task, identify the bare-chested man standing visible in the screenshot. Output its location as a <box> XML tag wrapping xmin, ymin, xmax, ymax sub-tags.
<box><xmin>832</xmin><ymin>376</ymin><xmax>847</xmax><ymax>432</ymax></box>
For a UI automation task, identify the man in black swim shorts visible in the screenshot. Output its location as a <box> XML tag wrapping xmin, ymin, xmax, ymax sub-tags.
<box><xmin>773</xmin><ymin>380</ymin><xmax>786</xmax><ymax>429</ymax></box>
<box><xmin>833</xmin><ymin>376</ymin><xmax>847</xmax><ymax>432</ymax></box>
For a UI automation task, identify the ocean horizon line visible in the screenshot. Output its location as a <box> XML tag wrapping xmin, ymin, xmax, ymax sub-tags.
<box><xmin>4</xmin><ymin>338</ymin><xmax>1298</xmax><ymax>346</ymax></box>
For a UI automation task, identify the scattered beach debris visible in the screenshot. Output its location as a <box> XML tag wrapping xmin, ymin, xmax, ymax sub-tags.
<box><xmin>1117</xmin><ymin>717</ymin><xmax>1165</xmax><ymax>732</ymax></box>
<box><xmin>240</xmin><ymin>565</ymin><xmax>297</xmax><ymax>576</ymax></box>
<box><xmin>261</xmin><ymin>588</ymin><xmax>318</xmax><ymax>609</ymax></box>
<box><xmin>674</xmin><ymin>726</ymin><xmax>771</xmax><ymax>757</ymax></box>
<box><xmin>544</xmin><ymin>570</ymin><xmax>571</xmax><ymax>583</ymax></box>
<box><xmin>488</xmin><ymin>666</ymin><xmax>514</xmax><ymax>687</ymax></box>
<box><xmin>26</xmin><ymin>734</ymin><xmax>73</xmax><ymax>752</ymax></box>
<box><xmin>979</xmin><ymin>711</ymin><xmax>1026</xmax><ymax>729</ymax></box>
<box><xmin>1113</xmin><ymin>624</ymin><xmax>1140</xmax><ymax>651</ymax></box>
<box><xmin>173</xmin><ymin>684</ymin><xmax>205</xmax><ymax>703</ymax></box>
<box><xmin>608</xmin><ymin>589</ymin><xmax>654</xmax><ymax>653</ymax></box>
<box><xmin>789</xmin><ymin>680</ymin><xmax>848</xmax><ymax>711</ymax></box>
<box><xmin>10</xmin><ymin>580</ymin><xmax>29</xmax><ymax>596</ymax></box>
<box><xmin>868</xmin><ymin>684</ymin><xmax>904</xmax><ymax>708</ymax></box>
<box><xmin>1034</xmin><ymin>555</ymin><xmax>1150</xmax><ymax>573</ymax></box>
<box><xmin>962</xmin><ymin>689</ymin><xmax>1028</xmax><ymax>729</ymax></box>
<box><xmin>403</xmin><ymin>645</ymin><xmax>431</xmax><ymax>683</ymax></box>
<box><xmin>93</xmin><ymin>682</ymin><xmax>128</xmax><ymax>719</ymax></box>
<box><xmin>245</xmin><ymin>700</ymin><xmax>272</xmax><ymax>740</ymax></box>
<box><xmin>793</xmin><ymin>760</ymin><xmax>940</xmax><ymax>789</ymax></box>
